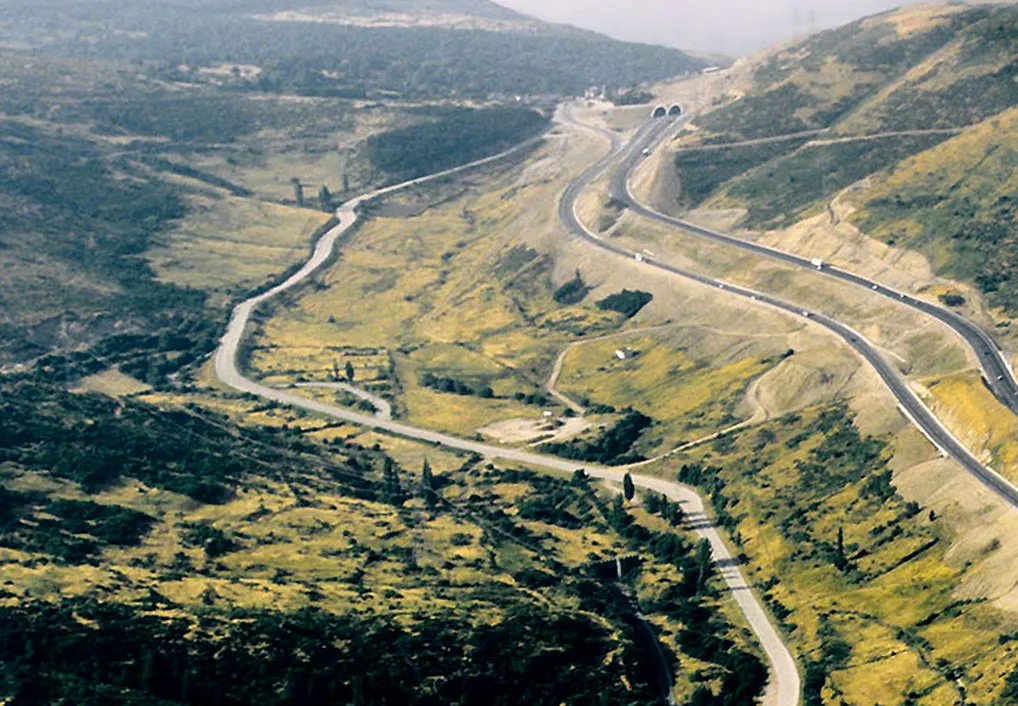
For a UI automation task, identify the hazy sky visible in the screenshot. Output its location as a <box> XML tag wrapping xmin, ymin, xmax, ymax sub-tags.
<box><xmin>495</xmin><ymin>0</ymin><xmax>933</xmax><ymax>55</ymax></box>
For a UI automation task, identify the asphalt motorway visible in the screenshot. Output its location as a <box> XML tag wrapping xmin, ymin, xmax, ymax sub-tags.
<box><xmin>557</xmin><ymin>109</ymin><xmax>1018</xmax><ymax>509</ymax></box>
<box><xmin>215</xmin><ymin>129</ymin><xmax>801</xmax><ymax>706</ymax></box>
<box><xmin>611</xmin><ymin>117</ymin><xmax>1018</xmax><ymax>416</ymax></box>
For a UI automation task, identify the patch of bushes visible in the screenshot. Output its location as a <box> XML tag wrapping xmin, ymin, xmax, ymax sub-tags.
<box><xmin>728</xmin><ymin>134</ymin><xmax>951</xmax><ymax>228</ymax></box>
<box><xmin>364</xmin><ymin>106</ymin><xmax>548</xmax><ymax>179</ymax></box>
<box><xmin>0</xmin><ymin>492</ymin><xmax>155</xmax><ymax>564</ymax></box>
<box><xmin>541</xmin><ymin>409</ymin><xmax>652</xmax><ymax>465</ymax></box>
<box><xmin>0</xmin><ymin>597</ymin><xmax>663</xmax><ymax>706</ymax></box>
<box><xmin>552</xmin><ymin>270</ymin><xmax>590</xmax><ymax>305</ymax></box>
<box><xmin>420</xmin><ymin>372</ymin><xmax>494</xmax><ymax>399</ymax></box>
<box><xmin>180</xmin><ymin>522</ymin><xmax>238</xmax><ymax>558</ymax></box>
<box><xmin>613</xmin><ymin>89</ymin><xmax>655</xmax><ymax>106</ymax></box>
<box><xmin>597</xmin><ymin>290</ymin><xmax>654</xmax><ymax>318</ymax></box>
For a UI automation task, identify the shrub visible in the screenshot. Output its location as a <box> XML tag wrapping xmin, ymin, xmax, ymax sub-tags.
<box><xmin>596</xmin><ymin>290</ymin><xmax>654</xmax><ymax>318</ymax></box>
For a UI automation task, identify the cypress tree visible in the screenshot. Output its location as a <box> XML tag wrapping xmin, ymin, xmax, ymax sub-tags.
<box><xmin>623</xmin><ymin>472</ymin><xmax>635</xmax><ymax>502</ymax></box>
<box><xmin>695</xmin><ymin>538</ymin><xmax>714</xmax><ymax>593</ymax></box>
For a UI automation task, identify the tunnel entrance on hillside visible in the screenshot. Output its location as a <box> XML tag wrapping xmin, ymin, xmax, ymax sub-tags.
<box><xmin>652</xmin><ymin>105</ymin><xmax>667</xmax><ymax>118</ymax></box>
<box><xmin>669</xmin><ymin>104</ymin><xmax>682</xmax><ymax>116</ymax></box>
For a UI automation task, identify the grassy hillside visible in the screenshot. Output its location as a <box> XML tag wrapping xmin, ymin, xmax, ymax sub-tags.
<box><xmin>696</xmin><ymin>5</ymin><xmax>998</xmax><ymax>142</ymax></box>
<box><xmin>852</xmin><ymin>106</ymin><xmax>1018</xmax><ymax>313</ymax></box>
<box><xmin>0</xmin><ymin>46</ymin><xmax>558</xmax><ymax>370</ymax></box>
<box><xmin>672</xmin><ymin>4</ymin><xmax>1018</xmax><ymax>233</ymax></box>
<box><xmin>653</xmin><ymin>404</ymin><xmax>1018</xmax><ymax>706</ymax></box>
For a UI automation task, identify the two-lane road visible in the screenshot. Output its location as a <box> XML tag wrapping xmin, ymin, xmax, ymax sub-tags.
<box><xmin>215</xmin><ymin>126</ymin><xmax>801</xmax><ymax>706</ymax></box>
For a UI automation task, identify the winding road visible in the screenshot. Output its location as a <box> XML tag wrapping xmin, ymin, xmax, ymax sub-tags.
<box><xmin>215</xmin><ymin>121</ymin><xmax>801</xmax><ymax>706</ymax></box>
<box><xmin>614</xmin><ymin>116</ymin><xmax>1018</xmax><ymax>417</ymax></box>
<box><xmin>557</xmin><ymin>107</ymin><xmax>1018</xmax><ymax>510</ymax></box>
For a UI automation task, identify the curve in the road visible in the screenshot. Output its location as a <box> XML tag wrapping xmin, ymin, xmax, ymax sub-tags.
<box><xmin>214</xmin><ymin>126</ymin><xmax>801</xmax><ymax>706</ymax></box>
<box><xmin>290</xmin><ymin>382</ymin><xmax>393</xmax><ymax>420</ymax></box>
<box><xmin>615</xmin><ymin>117</ymin><xmax>1018</xmax><ymax>416</ymax></box>
<box><xmin>557</xmin><ymin>109</ymin><xmax>1018</xmax><ymax>511</ymax></box>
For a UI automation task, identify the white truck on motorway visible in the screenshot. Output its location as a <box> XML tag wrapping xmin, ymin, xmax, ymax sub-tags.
<box><xmin>810</xmin><ymin>258</ymin><xmax>824</xmax><ymax>270</ymax></box>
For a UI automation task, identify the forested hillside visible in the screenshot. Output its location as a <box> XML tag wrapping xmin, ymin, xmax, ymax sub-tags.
<box><xmin>0</xmin><ymin>379</ymin><xmax>765</xmax><ymax>705</ymax></box>
<box><xmin>1</xmin><ymin>0</ymin><xmax>703</xmax><ymax>99</ymax></box>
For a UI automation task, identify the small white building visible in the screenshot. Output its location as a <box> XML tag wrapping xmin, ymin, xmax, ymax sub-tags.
<box><xmin>615</xmin><ymin>348</ymin><xmax>638</xmax><ymax>361</ymax></box>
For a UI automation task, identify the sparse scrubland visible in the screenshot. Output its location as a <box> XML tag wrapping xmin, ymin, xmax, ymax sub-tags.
<box><xmin>6</xmin><ymin>0</ymin><xmax>1018</xmax><ymax>704</ymax></box>
<box><xmin>0</xmin><ymin>377</ymin><xmax>768</xmax><ymax>706</ymax></box>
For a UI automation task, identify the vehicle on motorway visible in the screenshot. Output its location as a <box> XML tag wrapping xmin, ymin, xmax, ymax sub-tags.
<box><xmin>810</xmin><ymin>258</ymin><xmax>824</xmax><ymax>270</ymax></box>
<box><xmin>641</xmin><ymin>148</ymin><xmax>652</xmax><ymax>157</ymax></box>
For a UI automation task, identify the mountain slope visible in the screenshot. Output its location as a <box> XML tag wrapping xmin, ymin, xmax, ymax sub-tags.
<box><xmin>852</xmin><ymin>105</ymin><xmax>1018</xmax><ymax>312</ymax></box>
<box><xmin>667</xmin><ymin>4</ymin><xmax>1018</xmax><ymax>254</ymax></box>
<box><xmin>2</xmin><ymin>0</ymin><xmax>704</xmax><ymax>99</ymax></box>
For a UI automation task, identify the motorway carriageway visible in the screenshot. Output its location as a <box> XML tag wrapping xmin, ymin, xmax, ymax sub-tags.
<box><xmin>557</xmin><ymin>107</ymin><xmax>1018</xmax><ymax>510</ymax></box>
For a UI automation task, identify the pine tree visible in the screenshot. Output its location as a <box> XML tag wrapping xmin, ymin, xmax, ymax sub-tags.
<box><xmin>421</xmin><ymin>459</ymin><xmax>436</xmax><ymax>509</ymax></box>
<box><xmin>319</xmin><ymin>185</ymin><xmax>332</xmax><ymax>210</ymax></box>
<box><xmin>834</xmin><ymin>526</ymin><xmax>848</xmax><ymax>571</ymax></box>
<box><xmin>345</xmin><ymin>361</ymin><xmax>355</xmax><ymax>381</ymax></box>
<box><xmin>383</xmin><ymin>458</ymin><xmax>403</xmax><ymax>505</ymax></box>
<box><xmin>695</xmin><ymin>538</ymin><xmax>714</xmax><ymax>593</ymax></box>
<box><xmin>291</xmin><ymin>177</ymin><xmax>304</xmax><ymax>206</ymax></box>
<box><xmin>623</xmin><ymin>472</ymin><xmax>635</xmax><ymax>502</ymax></box>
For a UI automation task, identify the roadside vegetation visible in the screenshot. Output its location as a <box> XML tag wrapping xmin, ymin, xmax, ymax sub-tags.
<box><xmin>661</xmin><ymin>404</ymin><xmax>1018</xmax><ymax>705</ymax></box>
<box><xmin>364</xmin><ymin>106</ymin><xmax>549</xmax><ymax>180</ymax></box>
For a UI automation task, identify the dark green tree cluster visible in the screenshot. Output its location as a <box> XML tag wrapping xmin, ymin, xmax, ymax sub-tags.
<box><xmin>420</xmin><ymin>372</ymin><xmax>494</xmax><ymax>399</ymax></box>
<box><xmin>597</xmin><ymin>290</ymin><xmax>654</xmax><ymax>318</ymax></box>
<box><xmin>179</xmin><ymin>522</ymin><xmax>238</xmax><ymax>559</ymax></box>
<box><xmin>0</xmin><ymin>598</ymin><xmax>665</xmax><ymax>706</ymax></box>
<box><xmin>0</xmin><ymin>381</ymin><xmax>405</xmax><ymax>508</ymax></box>
<box><xmin>541</xmin><ymin>410</ymin><xmax>653</xmax><ymax>465</ymax></box>
<box><xmin>0</xmin><ymin>490</ymin><xmax>154</xmax><ymax>564</ymax></box>
<box><xmin>27</xmin><ymin>3</ymin><xmax>704</xmax><ymax>100</ymax></box>
<box><xmin>365</xmin><ymin>107</ymin><xmax>548</xmax><ymax>179</ymax></box>
<box><xmin>677</xmin><ymin>463</ymin><xmax>739</xmax><ymax>532</ymax></box>
<box><xmin>643</xmin><ymin>492</ymin><xmax>685</xmax><ymax>527</ymax></box>
<box><xmin>552</xmin><ymin>270</ymin><xmax>590</xmax><ymax>305</ymax></box>
<box><xmin>591</xmin><ymin>493</ymin><xmax>768</xmax><ymax>705</ymax></box>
